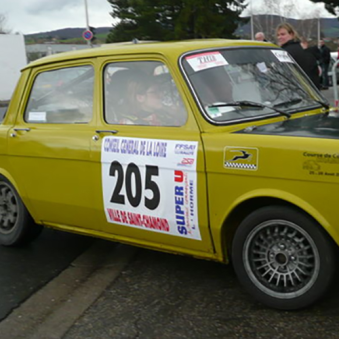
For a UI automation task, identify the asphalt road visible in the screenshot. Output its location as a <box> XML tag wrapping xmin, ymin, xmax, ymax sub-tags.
<box><xmin>0</xmin><ymin>228</ymin><xmax>94</xmax><ymax>320</ymax></box>
<box><xmin>65</xmin><ymin>248</ymin><xmax>339</xmax><ymax>339</ymax></box>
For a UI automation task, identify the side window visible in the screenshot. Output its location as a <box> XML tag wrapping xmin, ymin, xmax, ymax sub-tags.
<box><xmin>25</xmin><ymin>65</ymin><xmax>94</xmax><ymax>124</ymax></box>
<box><xmin>104</xmin><ymin>61</ymin><xmax>187</xmax><ymax>126</ymax></box>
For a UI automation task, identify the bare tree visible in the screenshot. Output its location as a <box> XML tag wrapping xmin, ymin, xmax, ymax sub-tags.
<box><xmin>280</xmin><ymin>0</ymin><xmax>296</xmax><ymax>20</ymax></box>
<box><xmin>297</xmin><ymin>9</ymin><xmax>321</xmax><ymax>41</ymax></box>
<box><xmin>248</xmin><ymin>0</ymin><xmax>299</xmax><ymax>41</ymax></box>
<box><xmin>0</xmin><ymin>14</ymin><xmax>12</xmax><ymax>34</ymax></box>
<box><xmin>248</xmin><ymin>0</ymin><xmax>323</xmax><ymax>42</ymax></box>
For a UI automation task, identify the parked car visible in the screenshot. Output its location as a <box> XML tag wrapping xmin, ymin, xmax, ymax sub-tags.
<box><xmin>2</xmin><ymin>39</ymin><xmax>338</xmax><ymax>311</ymax></box>
<box><xmin>328</xmin><ymin>52</ymin><xmax>339</xmax><ymax>86</ymax></box>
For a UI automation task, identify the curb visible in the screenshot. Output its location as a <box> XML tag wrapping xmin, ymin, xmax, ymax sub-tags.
<box><xmin>0</xmin><ymin>240</ymin><xmax>136</xmax><ymax>339</ymax></box>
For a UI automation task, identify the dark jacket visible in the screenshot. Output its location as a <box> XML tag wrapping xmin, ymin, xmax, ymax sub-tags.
<box><xmin>282</xmin><ymin>39</ymin><xmax>320</xmax><ymax>89</ymax></box>
<box><xmin>307</xmin><ymin>45</ymin><xmax>322</xmax><ymax>63</ymax></box>
<box><xmin>320</xmin><ymin>44</ymin><xmax>331</xmax><ymax>65</ymax></box>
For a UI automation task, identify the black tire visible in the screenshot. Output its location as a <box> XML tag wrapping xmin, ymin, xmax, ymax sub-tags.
<box><xmin>0</xmin><ymin>178</ymin><xmax>43</xmax><ymax>247</ymax></box>
<box><xmin>232</xmin><ymin>205</ymin><xmax>336</xmax><ymax>310</ymax></box>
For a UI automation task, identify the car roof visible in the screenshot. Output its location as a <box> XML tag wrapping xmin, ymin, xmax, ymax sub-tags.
<box><xmin>24</xmin><ymin>39</ymin><xmax>276</xmax><ymax>70</ymax></box>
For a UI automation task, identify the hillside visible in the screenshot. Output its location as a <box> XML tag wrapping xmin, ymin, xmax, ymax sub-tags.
<box><xmin>237</xmin><ymin>15</ymin><xmax>339</xmax><ymax>39</ymax></box>
<box><xmin>24</xmin><ymin>16</ymin><xmax>339</xmax><ymax>44</ymax></box>
<box><xmin>25</xmin><ymin>27</ymin><xmax>112</xmax><ymax>44</ymax></box>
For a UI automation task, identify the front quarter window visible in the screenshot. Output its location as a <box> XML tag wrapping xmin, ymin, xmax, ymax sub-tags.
<box><xmin>181</xmin><ymin>48</ymin><xmax>325</xmax><ymax>123</ymax></box>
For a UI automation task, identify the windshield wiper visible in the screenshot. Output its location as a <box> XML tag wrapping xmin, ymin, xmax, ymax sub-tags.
<box><xmin>275</xmin><ymin>98</ymin><xmax>330</xmax><ymax>111</ymax></box>
<box><xmin>272</xmin><ymin>98</ymin><xmax>302</xmax><ymax>109</ymax></box>
<box><xmin>208</xmin><ymin>100</ymin><xmax>291</xmax><ymax>118</ymax></box>
<box><xmin>313</xmin><ymin>99</ymin><xmax>330</xmax><ymax>110</ymax></box>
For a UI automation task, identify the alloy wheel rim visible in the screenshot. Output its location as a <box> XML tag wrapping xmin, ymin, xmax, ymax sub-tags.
<box><xmin>0</xmin><ymin>183</ymin><xmax>18</xmax><ymax>234</ymax></box>
<box><xmin>243</xmin><ymin>219</ymin><xmax>320</xmax><ymax>299</ymax></box>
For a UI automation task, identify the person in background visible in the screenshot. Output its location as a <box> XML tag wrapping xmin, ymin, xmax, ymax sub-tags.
<box><xmin>319</xmin><ymin>39</ymin><xmax>331</xmax><ymax>90</ymax></box>
<box><xmin>300</xmin><ymin>37</ymin><xmax>321</xmax><ymax>62</ymax></box>
<box><xmin>300</xmin><ymin>37</ymin><xmax>321</xmax><ymax>90</ymax></box>
<box><xmin>255</xmin><ymin>32</ymin><xmax>267</xmax><ymax>42</ymax></box>
<box><xmin>276</xmin><ymin>23</ymin><xmax>320</xmax><ymax>89</ymax></box>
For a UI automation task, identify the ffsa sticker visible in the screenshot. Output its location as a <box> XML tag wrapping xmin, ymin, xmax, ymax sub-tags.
<box><xmin>271</xmin><ymin>50</ymin><xmax>294</xmax><ymax>63</ymax></box>
<box><xmin>224</xmin><ymin>147</ymin><xmax>259</xmax><ymax>170</ymax></box>
<box><xmin>101</xmin><ymin>137</ymin><xmax>201</xmax><ymax>240</ymax></box>
<box><xmin>186</xmin><ymin>52</ymin><xmax>228</xmax><ymax>72</ymax></box>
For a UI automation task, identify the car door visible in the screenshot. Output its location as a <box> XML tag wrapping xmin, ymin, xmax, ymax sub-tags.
<box><xmin>90</xmin><ymin>57</ymin><xmax>215</xmax><ymax>255</ymax></box>
<box><xmin>7</xmin><ymin>60</ymin><xmax>101</xmax><ymax>231</ymax></box>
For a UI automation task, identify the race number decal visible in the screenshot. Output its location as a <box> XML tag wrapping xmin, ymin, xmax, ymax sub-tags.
<box><xmin>186</xmin><ymin>52</ymin><xmax>228</xmax><ymax>72</ymax></box>
<box><xmin>271</xmin><ymin>50</ymin><xmax>294</xmax><ymax>63</ymax></box>
<box><xmin>101</xmin><ymin>137</ymin><xmax>201</xmax><ymax>240</ymax></box>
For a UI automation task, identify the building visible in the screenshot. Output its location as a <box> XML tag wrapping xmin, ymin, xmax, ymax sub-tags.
<box><xmin>25</xmin><ymin>43</ymin><xmax>98</xmax><ymax>61</ymax></box>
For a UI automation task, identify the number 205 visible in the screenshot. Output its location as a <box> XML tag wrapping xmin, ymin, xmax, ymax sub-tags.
<box><xmin>109</xmin><ymin>161</ymin><xmax>160</xmax><ymax>210</ymax></box>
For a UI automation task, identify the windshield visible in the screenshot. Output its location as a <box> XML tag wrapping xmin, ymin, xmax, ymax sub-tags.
<box><xmin>181</xmin><ymin>48</ymin><xmax>326</xmax><ymax>123</ymax></box>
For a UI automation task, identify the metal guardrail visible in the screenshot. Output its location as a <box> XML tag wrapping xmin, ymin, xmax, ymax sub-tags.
<box><xmin>332</xmin><ymin>59</ymin><xmax>339</xmax><ymax>107</ymax></box>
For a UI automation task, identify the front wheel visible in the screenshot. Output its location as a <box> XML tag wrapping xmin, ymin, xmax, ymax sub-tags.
<box><xmin>0</xmin><ymin>178</ymin><xmax>43</xmax><ymax>246</ymax></box>
<box><xmin>232</xmin><ymin>206</ymin><xmax>336</xmax><ymax>310</ymax></box>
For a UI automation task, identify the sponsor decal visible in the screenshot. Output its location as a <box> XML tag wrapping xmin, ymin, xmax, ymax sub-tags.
<box><xmin>101</xmin><ymin>137</ymin><xmax>201</xmax><ymax>240</ymax></box>
<box><xmin>224</xmin><ymin>147</ymin><xmax>259</xmax><ymax>170</ymax></box>
<box><xmin>174</xmin><ymin>143</ymin><xmax>197</xmax><ymax>156</ymax></box>
<box><xmin>178</xmin><ymin>158</ymin><xmax>195</xmax><ymax>167</ymax></box>
<box><xmin>302</xmin><ymin>151</ymin><xmax>339</xmax><ymax>177</ymax></box>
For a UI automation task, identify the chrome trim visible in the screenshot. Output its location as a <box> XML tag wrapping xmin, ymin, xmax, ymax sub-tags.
<box><xmin>95</xmin><ymin>130</ymin><xmax>118</xmax><ymax>134</ymax></box>
<box><xmin>13</xmin><ymin>128</ymin><xmax>31</xmax><ymax>132</ymax></box>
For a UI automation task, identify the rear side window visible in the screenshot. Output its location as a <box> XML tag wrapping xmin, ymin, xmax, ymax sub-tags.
<box><xmin>25</xmin><ymin>65</ymin><xmax>94</xmax><ymax>124</ymax></box>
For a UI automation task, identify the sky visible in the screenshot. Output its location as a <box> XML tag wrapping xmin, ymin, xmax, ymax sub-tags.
<box><xmin>2</xmin><ymin>0</ymin><xmax>114</xmax><ymax>34</ymax></box>
<box><xmin>0</xmin><ymin>0</ymin><xmax>336</xmax><ymax>35</ymax></box>
<box><xmin>243</xmin><ymin>0</ymin><xmax>336</xmax><ymax>19</ymax></box>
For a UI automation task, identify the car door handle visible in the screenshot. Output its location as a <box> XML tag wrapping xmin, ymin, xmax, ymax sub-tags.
<box><xmin>13</xmin><ymin>128</ymin><xmax>31</xmax><ymax>132</ymax></box>
<box><xmin>11</xmin><ymin>128</ymin><xmax>31</xmax><ymax>137</ymax></box>
<box><xmin>95</xmin><ymin>130</ymin><xmax>118</xmax><ymax>134</ymax></box>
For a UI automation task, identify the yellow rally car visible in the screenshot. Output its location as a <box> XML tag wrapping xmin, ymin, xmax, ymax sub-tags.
<box><xmin>2</xmin><ymin>39</ymin><xmax>338</xmax><ymax>310</ymax></box>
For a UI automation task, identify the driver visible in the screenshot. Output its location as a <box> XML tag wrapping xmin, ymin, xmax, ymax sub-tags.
<box><xmin>119</xmin><ymin>72</ymin><xmax>183</xmax><ymax>126</ymax></box>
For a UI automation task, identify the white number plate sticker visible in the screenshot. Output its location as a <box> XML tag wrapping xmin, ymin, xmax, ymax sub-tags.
<box><xmin>271</xmin><ymin>50</ymin><xmax>294</xmax><ymax>63</ymax></box>
<box><xmin>186</xmin><ymin>51</ymin><xmax>228</xmax><ymax>72</ymax></box>
<box><xmin>101</xmin><ymin>137</ymin><xmax>201</xmax><ymax>240</ymax></box>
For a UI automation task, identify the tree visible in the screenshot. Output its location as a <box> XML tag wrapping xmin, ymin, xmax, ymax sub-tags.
<box><xmin>106</xmin><ymin>0</ymin><xmax>248</xmax><ymax>43</ymax></box>
<box><xmin>309</xmin><ymin>0</ymin><xmax>339</xmax><ymax>16</ymax></box>
<box><xmin>247</xmin><ymin>0</ymin><xmax>324</xmax><ymax>42</ymax></box>
<box><xmin>0</xmin><ymin>13</ymin><xmax>11</xmax><ymax>34</ymax></box>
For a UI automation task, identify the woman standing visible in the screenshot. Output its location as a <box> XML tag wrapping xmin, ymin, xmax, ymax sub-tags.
<box><xmin>276</xmin><ymin>23</ymin><xmax>320</xmax><ymax>89</ymax></box>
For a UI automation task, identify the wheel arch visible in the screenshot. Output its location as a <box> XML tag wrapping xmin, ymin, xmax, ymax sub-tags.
<box><xmin>221</xmin><ymin>189</ymin><xmax>338</xmax><ymax>260</ymax></box>
<box><xmin>0</xmin><ymin>169</ymin><xmax>37</xmax><ymax>221</ymax></box>
<box><xmin>0</xmin><ymin>169</ymin><xmax>22</xmax><ymax>194</ymax></box>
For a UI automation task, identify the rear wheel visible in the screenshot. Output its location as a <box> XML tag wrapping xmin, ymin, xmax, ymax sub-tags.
<box><xmin>232</xmin><ymin>206</ymin><xmax>335</xmax><ymax>310</ymax></box>
<box><xmin>0</xmin><ymin>178</ymin><xmax>43</xmax><ymax>246</ymax></box>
